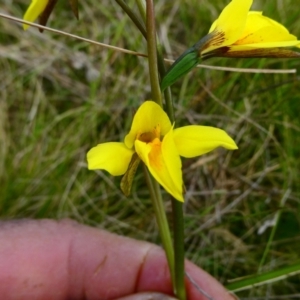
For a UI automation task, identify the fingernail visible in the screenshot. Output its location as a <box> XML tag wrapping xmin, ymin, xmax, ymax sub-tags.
<box><xmin>116</xmin><ymin>292</ymin><xmax>178</xmax><ymax>300</ymax></box>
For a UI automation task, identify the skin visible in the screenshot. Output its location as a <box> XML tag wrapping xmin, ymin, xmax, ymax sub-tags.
<box><xmin>0</xmin><ymin>219</ymin><xmax>236</xmax><ymax>300</ymax></box>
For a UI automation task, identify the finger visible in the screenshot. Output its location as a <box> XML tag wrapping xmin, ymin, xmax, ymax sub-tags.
<box><xmin>0</xmin><ymin>219</ymin><xmax>234</xmax><ymax>300</ymax></box>
<box><xmin>0</xmin><ymin>219</ymin><xmax>152</xmax><ymax>300</ymax></box>
<box><xmin>137</xmin><ymin>246</ymin><xmax>235</xmax><ymax>300</ymax></box>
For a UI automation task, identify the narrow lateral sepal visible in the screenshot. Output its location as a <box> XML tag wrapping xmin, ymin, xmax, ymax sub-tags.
<box><xmin>120</xmin><ymin>153</ymin><xmax>140</xmax><ymax>197</ymax></box>
<box><xmin>203</xmin><ymin>47</ymin><xmax>300</xmax><ymax>59</ymax></box>
<box><xmin>38</xmin><ymin>0</ymin><xmax>58</xmax><ymax>32</ymax></box>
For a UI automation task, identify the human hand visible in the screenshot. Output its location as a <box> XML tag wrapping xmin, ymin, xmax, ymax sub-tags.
<box><xmin>0</xmin><ymin>219</ymin><xmax>235</xmax><ymax>300</ymax></box>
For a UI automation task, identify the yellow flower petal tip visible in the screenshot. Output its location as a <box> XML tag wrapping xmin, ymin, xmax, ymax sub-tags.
<box><xmin>173</xmin><ymin>125</ymin><xmax>238</xmax><ymax>158</ymax></box>
<box><xmin>199</xmin><ymin>0</ymin><xmax>300</xmax><ymax>58</ymax></box>
<box><xmin>87</xmin><ymin>101</ymin><xmax>237</xmax><ymax>201</ymax></box>
<box><xmin>23</xmin><ymin>0</ymin><xmax>49</xmax><ymax>30</ymax></box>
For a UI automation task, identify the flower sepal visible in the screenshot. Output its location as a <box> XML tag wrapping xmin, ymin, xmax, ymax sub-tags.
<box><xmin>38</xmin><ymin>0</ymin><xmax>58</xmax><ymax>32</ymax></box>
<box><xmin>120</xmin><ymin>153</ymin><xmax>141</xmax><ymax>197</ymax></box>
<box><xmin>202</xmin><ymin>47</ymin><xmax>300</xmax><ymax>59</ymax></box>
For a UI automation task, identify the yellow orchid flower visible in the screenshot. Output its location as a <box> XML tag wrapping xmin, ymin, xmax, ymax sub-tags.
<box><xmin>161</xmin><ymin>0</ymin><xmax>300</xmax><ymax>90</ymax></box>
<box><xmin>202</xmin><ymin>0</ymin><xmax>300</xmax><ymax>58</ymax></box>
<box><xmin>87</xmin><ymin>101</ymin><xmax>238</xmax><ymax>202</ymax></box>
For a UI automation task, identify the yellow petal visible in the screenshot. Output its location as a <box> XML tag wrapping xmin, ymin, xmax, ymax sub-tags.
<box><xmin>23</xmin><ymin>0</ymin><xmax>49</xmax><ymax>30</ymax></box>
<box><xmin>135</xmin><ymin>130</ymin><xmax>183</xmax><ymax>202</ymax></box>
<box><xmin>239</xmin><ymin>12</ymin><xmax>289</xmax><ymax>38</ymax></box>
<box><xmin>234</xmin><ymin>12</ymin><xmax>298</xmax><ymax>47</ymax></box>
<box><xmin>231</xmin><ymin>27</ymin><xmax>300</xmax><ymax>50</ymax></box>
<box><xmin>87</xmin><ymin>142</ymin><xmax>134</xmax><ymax>176</ymax></box>
<box><xmin>173</xmin><ymin>125</ymin><xmax>238</xmax><ymax>158</ymax></box>
<box><xmin>124</xmin><ymin>101</ymin><xmax>172</xmax><ymax>149</ymax></box>
<box><xmin>204</xmin><ymin>0</ymin><xmax>252</xmax><ymax>53</ymax></box>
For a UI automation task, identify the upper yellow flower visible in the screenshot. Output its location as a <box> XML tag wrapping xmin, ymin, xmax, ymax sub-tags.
<box><xmin>87</xmin><ymin>101</ymin><xmax>237</xmax><ymax>202</ymax></box>
<box><xmin>161</xmin><ymin>0</ymin><xmax>300</xmax><ymax>90</ymax></box>
<box><xmin>201</xmin><ymin>0</ymin><xmax>300</xmax><ymax>57</ymax></box>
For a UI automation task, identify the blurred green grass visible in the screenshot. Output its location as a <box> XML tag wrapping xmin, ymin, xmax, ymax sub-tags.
<box><xmin>1</xmin><ymin>0</ymin><xmax>300</xmax><ymax>297</ymax></box>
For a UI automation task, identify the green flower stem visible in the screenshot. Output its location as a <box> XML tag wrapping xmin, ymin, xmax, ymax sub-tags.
<box><xmin>145</xmin><ymin>2</ymin><xmax>185</xmax><ymax>299</ymax></box>
<box><xmin>133</xmin><ymin>2</ymin><xmax>184</xmax><ymax>299</ymax></box>
<box><xmin>135</xmin><ymin>0</ymin><xmax>175</xmax><ymax>122</ymax></box>
<box><xmin>145</xmin><ymin>0</ymin><xmax>162</xmax><ymax>106</ymax></box>
<box><xmin>117</xmin><ymin>2</ymin><xmax>184</xmax><ymax>299</ymax></box>
<box><xmin>143</xmin><ymin>164</ymin><xmax>175</xmax><ymax>288</ymax></box>
<box><xmin>145</xmin><ymin>2</ymin><xmax>185</xmax><ymax>300</ymax></box>
<box><xmin>116</xmin><ymin>0</ymin><xmax>174</xmax><ymax>121</ymax></box>
<box><xmin>171</xmin><ymin>199</ymin><xmax>186</xmax><ymax>300</ymax></box>
<box><xmin>159</xmin><ymin>63</ymin><xmax>175</xmax><ymax>123</ymax></box>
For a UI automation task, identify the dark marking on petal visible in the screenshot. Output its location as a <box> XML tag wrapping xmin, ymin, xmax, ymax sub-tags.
<box><xmin>200</xmin><ymin>31</ymin><xmax>226</xmax><ymax>53</ymax></box>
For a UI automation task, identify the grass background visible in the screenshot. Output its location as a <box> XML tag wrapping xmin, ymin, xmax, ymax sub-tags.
<box><xmin>1</xmin><ymin>0</ymin><xmax>300</xmax><ymax>298</ymax></box>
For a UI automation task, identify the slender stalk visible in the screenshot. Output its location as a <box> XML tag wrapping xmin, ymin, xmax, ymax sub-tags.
<box><xmin>171</xmin><ymin>199</ymin><xmax>186</xmax><ymax>300</ymax></box>
<box><xmin>145</xmin><ymin>0</ymin><xmax>162</xmax><ymax>106</ymax></box>
<box><xmin>116</xmin><ymin>2</ymin><xmax>185</xmax><ymax>299</ymax></box>
<box><xmin>145</xmin><ymin>2</ymin><xmax>185</xmax><ymax>299</ymax></box>
<box><xmin>115</xmin><ymin>0</ymin><xmax>174</xmax><ymax>120</ymax></box>
<box><xmin>143</xmin><ymin>165</ymin><xmax>175</xmax><ymax>288</ymax></box>
<box><xmin>135</xmin><ymin>2</ymin><xmax>184</xmax><ymax>299</ymax></box>
<box><xmin>157</xmin><ymin>56</ymin><xmax>175</xmax><ymax>122</ymax></box>
<box><xmin>135</xmin><ymin>0</ymin><xmax>175</xmax><ymax>122</ymax></box>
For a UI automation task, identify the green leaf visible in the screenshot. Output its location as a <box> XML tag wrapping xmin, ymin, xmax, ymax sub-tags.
<box><xmin>161</xmin><ymin>48</ymin><xmax>199</xmax><ymax>91</ymax></box>
<box><xmin>226</xmin><ymin>261</ymin><xmax>300</xmax><ymax>292</ymax></box>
